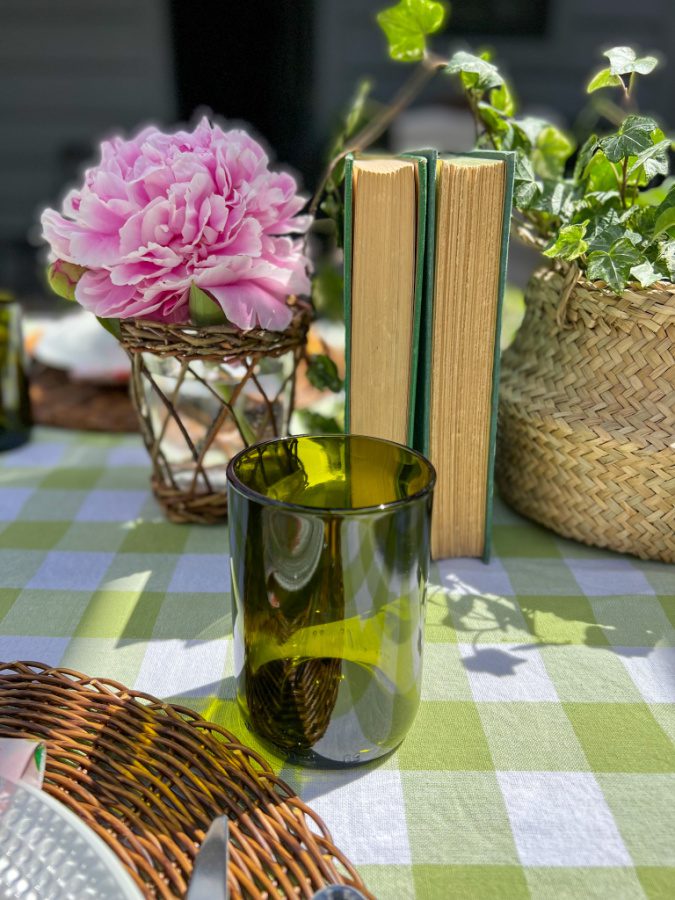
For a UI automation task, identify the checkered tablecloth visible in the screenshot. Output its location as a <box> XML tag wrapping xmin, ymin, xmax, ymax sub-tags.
<box><xmin>1</xmin><ymin>428</ymin><xmax>674</xmax><ymax>899</ymax></box>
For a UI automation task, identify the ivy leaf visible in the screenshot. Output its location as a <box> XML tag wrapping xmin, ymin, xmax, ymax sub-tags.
<box><xmin>585</xmin><ymin>216</ymin><xmax>623</xmax><ymax>254</ymax></box>
<box><xmin>512</xmin><ymin>152</ymin><xmax>540</xmax><ymax>208</ymax></box>
<box><xmin>586</xmin><ymin>67</ymin><xmax>624</xmax><ymax>93</ymax></box>
<box><xmin>512</xmin><ymin>116</ymin><xmax>549</xmax><ymax>146</ymax></box>
<box><xmin>543</xmin><ymin>223</ymin><xmax>589</xmax><ymax>261</ymax></box>
<box><xmin>46</xmin><ymin>260</ymin><xmax>86</xmax><ymax>301</ymax></box>
<box><xmin>189</xmin><ymin>283</ymin><xmax>227</xmax><ymax>326</ymax></box>
<box><xmin>477</xmin><ymin>102</ymin><xmax>510</xmax><ymax>135</ymax></box>
<box><xmin>532</xmin><ymin>180</ymin><xmax>576</xmax><ymax>218</ymax></box>
<box><xmin>583</xmin><ymin>150</ymin><xmax>620</xmax><ymax>192</ymax></box>
<box><xmin>658</xmin><ymin>240</ymin><xmax>675</xmax><ymax>278</ymax></box>
<box><xmin>653</xmin><ymin>207</ymin><xmax>675</xmax><ymax>238</ymax></box>
<box><xmin>345</xmin><ymin>78</ymin><xmax>373</xmax><ymax>136</ymax></box>
<box><xmin>445</xmin><ymin>50</ymin><xmax>503</xmax><ymax>91</ymax></box>
<box><xmin>600</xmin><ymin>115</ymin><xmax>658</xmax><ymax>162</ymax></box>
<box><xmin>295</xmin><ymin>409</ymin><xmax>343</xmax><ymax>435</ymax></box>
<box><xmin>630</xmin><ymin>260</ymin><xmax>665</xmax><ymax>287</ymax></box>
<box><xmin>627</xmin><ymin>138</ymin><xmax>671</xmax><ymax>180</ymax></box>
<box><xmin>652</xmin><ymin>185</ymin><xmax>675</xmax><ymax>237</ymax></box>
<box><xmin>532</xmin><ymin>124</ymin><xmax>575</xmax><ymax>179</ymax></box>
<box><xmin>306</xmin><ymin>354</ymin><xmax>343</xmax><ymax>393</ymax></box>
<box><xmin>311</xmin><ymin>265</ymin><xmax>344</xmax><ymax>319</ymax></box>
<box><xmin>638</xmin><ymin>176</ymin><xmax>675</xmax><ymax>207</ymax></box>
<box><xmin>586</xmin><ymin>238</ymin><xmax>642</xmax><ymax>293</ymax></box>
<box><xmin>490</xmin><ymin>81</ymin><xmax>515</xmax><ymax>115</ymax></box>
<box><xmin>574</xmin><ymin>135</ymin><xmax>598</xmax><ymax>180</ymax></box>
<box><xmin>604</xmin><ymin>46</ymin><xmax>659</xmax><ymax>77</ymax></box>
<box><xmin>377</xmin><ymin>0</ymin><xmax>447</xmax><ymax>62</ymax></box>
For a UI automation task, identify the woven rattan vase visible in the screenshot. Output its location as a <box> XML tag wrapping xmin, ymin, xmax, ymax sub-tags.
<box><xmin>497</xmin><ymin>263</ymin><xmax>675</xmax><ymax>563</ymax></box>
<box><xmin>119</xmin><ymin>300</ymin><xmax>311</xmax><ymax>524</ymax></box>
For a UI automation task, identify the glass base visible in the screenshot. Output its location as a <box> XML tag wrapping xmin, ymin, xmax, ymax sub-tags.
<box><xmin>238</xmin><ymin>698</ymin><xmax>403</xmax><ymax>769</ymax></box>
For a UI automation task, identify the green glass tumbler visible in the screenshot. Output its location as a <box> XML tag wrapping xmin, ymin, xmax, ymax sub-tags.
<box><xmin>227</xmin><ymin>434</ymin><xmax>435</xmax><ymax>767</ymax></box>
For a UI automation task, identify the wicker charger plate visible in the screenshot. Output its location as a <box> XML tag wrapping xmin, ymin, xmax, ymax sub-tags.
<box><xmin>0</xmin><ymin>662</ymin><xmax>372</xmax><ymax>900</ymax></box>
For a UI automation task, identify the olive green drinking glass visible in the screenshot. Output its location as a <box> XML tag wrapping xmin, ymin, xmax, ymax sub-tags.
<box><xmin>226</xmin><ymin>434</ymin><xmax>435</xmax><ymax>767</ymax></box>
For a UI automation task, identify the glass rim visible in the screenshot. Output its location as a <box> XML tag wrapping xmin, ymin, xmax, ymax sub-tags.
<box><xmin>226</xmin><ymin>433</ymin><xmax>436</xmax><ymax>516</ymax></box>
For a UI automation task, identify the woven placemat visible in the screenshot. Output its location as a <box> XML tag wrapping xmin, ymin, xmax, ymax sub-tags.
<box><xmin>29</xmin><ymin>364</ymin><xmax>138</xmax><ymax>433</ymax></box>
<box><xmin>0</xmin><ymin>661</ymin><xmax>371</xmax><ymax>900</ymax></box>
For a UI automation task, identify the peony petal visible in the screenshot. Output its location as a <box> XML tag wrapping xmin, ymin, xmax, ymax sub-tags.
<box><xmin>206</xmin><ymin>281</ymin><xmax>292</xmax><ymax>331</ymax></box>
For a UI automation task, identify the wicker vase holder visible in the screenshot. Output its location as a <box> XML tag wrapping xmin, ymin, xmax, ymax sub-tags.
<box><xmin>497</xmin><ymin>261</ymin><xmax>675</xmax><ymax>562</ymax></box>
<box><xmin>119</xmin><ymin>301</ymin><xmax>311</xmax><ymax>525</ymax></box>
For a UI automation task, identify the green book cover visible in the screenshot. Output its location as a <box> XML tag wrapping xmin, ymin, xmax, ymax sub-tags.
<box><xmin>414</xmin><ymin>149</ymin><xmax>515</xmax><ymax>561</ymax></box>
<box><xmin>343</xmin><ymin>152</ymin><xmax>428</xmax><ymax>446</ymax></box>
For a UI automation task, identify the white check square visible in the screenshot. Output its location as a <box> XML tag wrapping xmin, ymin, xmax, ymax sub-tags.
<box><xmin>567</xmin><ymin>558</ymin><xmax>654</xmax><ymax>596</ymax></box>
<box><xmin>616</xmin><ymin>647</ymin><xmax>675</xmax><ymax>703</ymax></box>
<box><xmin>134</xmin><ymin>638</ymin><xmax>230</xmax><ymax>699</ymax></box>
<box><xmin>283</xmin><ymin>768</ymin><xmax>410</xmax><ymax>866</ymax></box>
<box><xmin>169</xmin><ymin>554</ymin><xmax>230</xmax><ymax>593</ymax></box>
<box><xmin>498</xmin><ymin>771</ymin><xmax>631</xmax><ymax>867</ymax></box>
<box><xmin>26</xmin><ymin>551</ymin><xmax>114</xmax><ymax>591</ymax></box>
<box><xmin>76</xmin><ymin>490</ymin><xmax>147</xmax><ymax>522</ymax></box>
<box><xmin>437</xmin><ymin>557</ymin><xmax>514</xmax><ymax>598</ymax></box>
<box><xmin>459</xmin><ymin>643</ymin><xmax>559</xmax><ymax>701</ymax></box>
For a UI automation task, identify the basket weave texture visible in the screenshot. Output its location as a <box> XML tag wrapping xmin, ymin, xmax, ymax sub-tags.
<box><xmin>118</xmin><ymin>301</ymin><xmax>311</xmax><ymax>525</ymax></box>
<box><xmin>0</xmin><ymin>661</ymin><xmax>371</xmax><ymax>900</ymax></box>
<box><xmin>497</xmin><ymin>264</ymin><xmax>675</xmax><ymax>562</ymax></box>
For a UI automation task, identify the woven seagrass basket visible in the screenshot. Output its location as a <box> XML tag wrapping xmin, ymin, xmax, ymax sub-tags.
<box><xmin>119</xmin><ymin>300</ymin><xmax>311</xmax><ymax>525</ymax></box>
<box><xmin>497</xmin><ymin>260</ymin><xmax>675</xmax><ymax>563</ymax></box>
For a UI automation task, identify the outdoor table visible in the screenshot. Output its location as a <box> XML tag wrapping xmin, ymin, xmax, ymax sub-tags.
<box><xmin>1</xmin><ymin>428</ymin><xmax>674</xmax><ymax>899</ymax></box>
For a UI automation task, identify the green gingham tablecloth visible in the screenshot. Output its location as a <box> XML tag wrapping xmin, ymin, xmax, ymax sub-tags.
<box><xmin>1</xmin><ymin>428</ymin><xmax>674</xmax><ymax>900</ymax></box>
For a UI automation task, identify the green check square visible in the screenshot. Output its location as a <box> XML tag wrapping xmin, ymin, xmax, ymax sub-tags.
<box><xmin>59</xmin><ymin>637</ymin><xmax>147</xmax><ymax>686</ymax></box>
<box><xmin>591</xmin><ymin>597</ymin><xmax>675</xmax><ymax>648</ymax></box>
<box><xmin>18</xmin><ymin>490</ymin><xmax>87</xmax><ymax>522</ymax></box>
<box><xmin>598</xmin><ymin>774</ymin><xmax>675</xmax><ymax>866</ymax></box>
<box><xmin>519</xmin><ymin>595</ymin><xmax>609</xmax><ymax>646</ymax></box>
<box><xmin>493</xmin><ymin>524</ymin><xmax>561</xmax><ymax>558</ymax></box>
<box><xmin>41</xmin><ymin>468</ymin><xmax>103</xmax><ymax>489</ymax></box>
<box><xmin>477</xmin><ymin>702</ymin><xmax>590</xmax><ymax>771</ymax></box>
<box><xmin>152</xmin><ymin>592</ymin><xmax>230</xmax><ymax>640</ymax></box>
<box><xmin>424</xmin><ymin>584</ymin><xmax>458</xmax><ymax>643</ymax></box>
<box><xmin>96</xmin><ymin>468</ymin><xmax>149</xmax><ymax>490</ymax></box>
<box><xmin>0</xmin><ymin>521</ymin><xmax>69</xmax><ymax>550</ymax></box>
<box><xmin>75</xmin><ymin>590</ymin><xmax>164</xmax><ymax>639</ymax></box>
<box><xmin>1</xmin><ymin>590</ymin><xmax>92</xmax><ymax>636</ymax></box>
<box><xmin>637</xmin><ymin>868</ymin><xmax>675</xmax><ymax>899</ymax></box>
<box><xmin>357</xmin><ymin>866</ymin><xmax>414</xmax><ymax>900</ymax></box>
<box><xmin>413</xmin><ymin>866</ymin><xmax>528</xmax><ymax>899</ymax></box>
<box><xmin>650</xmin><ymin>704</ymin><xmax>675</xmax><ymax>745</ymax></box>
<box><xmin>0</xmin><ymin>589</ymin><xmax>20</xmax><ymax>623</ymax></box>
<box><xmin>539</xmin><ymin>646</ymin><xmax>642</xmax><ymax>702</ymax></box>
<box><xmin>503</xmin><ymin>558</ymin><xmax>582</xmax><ymax>596</ymax></box>
<box><xmin>0</xmin><ymin>469</ymin><xmax>43</xmax><ymax>488</ymax></box>
<box><xmin>398</xmin><ymin>702</ymin><xmax>493</xmax><ymax>770</ymax></box>
<box><xmin>120</xmin><ymin>522</ymin><xmax>188</xmax><ymax>554</ymax></box>
<box><xmin>422</xmin><ymin>644</ymin><xmax>472</xmax><ymax>700</ymax></box>
<box><xmin>402</xmin><ymin>772</ymin><xmax>517</xmax><ymax>863</ymax></box>
<box><xmin>658</xmin><ymin>596</ymin><xmax>675</xmax><ymax>631</ymax></box>
<box><xmin>526</xmin><ymin>867</ymin><xmax>645</xmax><ymax>899</ymax></box>
<box><xmin>184</xmin><ymin>524</ymin><xmax>229</xmax><ymax>554</ymax></box>
<box><xmin>56</xmin><ymin>522</ymin><xmax>128</xmax><ymax>552</ymax></box>
<box><xmin>564</xmin><ymin>703</ymin><xmax>675</xmax><ymax>772</ymax></box>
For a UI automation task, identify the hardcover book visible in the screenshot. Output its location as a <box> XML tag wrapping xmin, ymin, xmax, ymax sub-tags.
<box><xmin>343</xmin><ymin>152</ymin><xmax>428</xmax><ymax>447</ymax></box>
<box><xmin>416</xmin><ymin>149</ymin><xmax>514</xmax><ymax>560</ymax></box>
<box><xmin>343</xmin><ymin>149</ymin><xmax>513</xmax><ymax>560</ymax></box>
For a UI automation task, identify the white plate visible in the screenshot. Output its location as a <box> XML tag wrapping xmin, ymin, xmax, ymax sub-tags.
<box><xmin>0</xmin><ymin>777</ymin><xmax>143</xmax><ymax>899</ymax></box>
<box><xmin>32</xmin><ymin>311</ymin><xmax>129</xmax><ymax>384</ymax></box>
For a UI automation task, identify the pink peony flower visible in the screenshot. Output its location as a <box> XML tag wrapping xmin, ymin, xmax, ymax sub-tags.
<box><xmin>41</xmin><ymin>117</ymin><xmax>311</xmax><ymax>331</ymax></box>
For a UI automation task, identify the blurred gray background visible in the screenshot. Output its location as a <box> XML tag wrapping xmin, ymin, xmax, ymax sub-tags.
<box><xmin>1</xmin><ymin>0</ymin><xmax>674</xmax><ymax>301</ymax></box>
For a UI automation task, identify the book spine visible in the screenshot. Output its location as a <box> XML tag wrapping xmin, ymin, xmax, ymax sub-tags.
<box><xmin>342</xmin><ymin>154</ymin><xmax>355</xmax><ymax>434</ymax></box>
<box><xmin>468</xmin><ymin>151</ymin><xmax>515</xmax><ymax>562</ymax></box>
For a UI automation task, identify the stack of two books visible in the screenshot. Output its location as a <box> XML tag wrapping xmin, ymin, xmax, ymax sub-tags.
<box><xmin>343</xmin><ymin>149</ymin><xmax>514</xmax><ymax>560</ymax></box>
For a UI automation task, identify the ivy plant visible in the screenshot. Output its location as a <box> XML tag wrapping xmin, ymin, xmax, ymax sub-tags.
<box><xmin>315</xmin><ymin>0</ymin><xmax>673</xmax><ymax>297</ymax></box>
